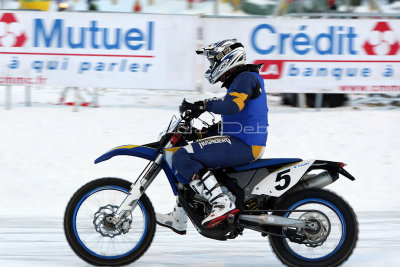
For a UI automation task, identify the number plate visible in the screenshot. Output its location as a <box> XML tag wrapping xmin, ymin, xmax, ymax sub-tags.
<box><xmin>251</xmin><ymin>160</ymin><xmax>315</xmax><ymax>197</ymax></box>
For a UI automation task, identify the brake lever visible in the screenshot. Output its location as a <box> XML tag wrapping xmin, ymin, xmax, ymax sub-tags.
<box><xmin>179</xmin><ymin>98</ymin><xmax>189</xmax><ymax>115</ymax></box>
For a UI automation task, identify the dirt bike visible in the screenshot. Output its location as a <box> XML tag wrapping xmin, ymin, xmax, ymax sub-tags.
<box><xmin>64</xmin><ymin>104</ymin><xmax>358</xmax><ymax>267</ymax></box>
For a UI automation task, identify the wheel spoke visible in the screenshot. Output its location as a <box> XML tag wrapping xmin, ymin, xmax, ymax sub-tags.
<box><xmin>284</xmin><ymin>202</ymin><xmax>344</xmax><ymax>260</ymax></box>
<box><xmin>269</xmin><ymin>190</ymin><xmax>357</xmax><ymax>267</ymax></box>
<box><xmin>74</xmin><ymin>186</ymin><xmax>147</xmax><ymax>258</ymax></box>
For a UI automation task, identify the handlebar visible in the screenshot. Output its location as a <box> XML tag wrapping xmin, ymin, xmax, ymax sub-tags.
<box><xmin>158</xmin><ymin>98</ymin><xmax>212</xmax><ymax>145</ymax></box>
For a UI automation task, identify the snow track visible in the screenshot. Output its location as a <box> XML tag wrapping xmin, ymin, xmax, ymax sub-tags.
<box><xmin>0</xmin><ymin>212</ymin><xmax>399</xmax><ymax>266</ymax></box>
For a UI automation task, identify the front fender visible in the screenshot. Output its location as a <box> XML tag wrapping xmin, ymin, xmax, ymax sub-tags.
<box><xmin>94</xmin><ymin>145</ymin><xmax>158</xmax><ymax>164</ymax></box>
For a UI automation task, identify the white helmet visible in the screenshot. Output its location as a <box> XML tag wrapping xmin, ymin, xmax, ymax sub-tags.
<box><xmin>196</xmin><ymin>39</ymin><xmax>246</xmax><ymax>84</ymax></box>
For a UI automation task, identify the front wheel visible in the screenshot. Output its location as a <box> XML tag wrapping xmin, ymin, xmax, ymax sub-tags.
<box><xmin>269</xmin><ymin>189</ymin><xmax>358</xmax><ymax>267</ymax></box>
<box><xmin>64</xmin><ymin>178</ymin><xmax>156</xmax><ymax>266</ymax></box>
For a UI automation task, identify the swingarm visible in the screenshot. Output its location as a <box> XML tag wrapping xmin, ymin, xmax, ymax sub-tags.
<box><xmin>239</xmin><ymin>209</ymin><xmax>326</xmax><ymax>230</ymax></box>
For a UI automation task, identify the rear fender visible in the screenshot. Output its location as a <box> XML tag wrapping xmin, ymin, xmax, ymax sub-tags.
<box><xmin>308</xmin><ymin>160</ymin><xmax>356</xmax><ymax>181</ymax></box>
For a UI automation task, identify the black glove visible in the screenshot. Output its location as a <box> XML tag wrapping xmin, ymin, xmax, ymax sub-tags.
<box><xmin>179</xmin><ymin>100</ymin><xmax>206</xmax><ymax>118</ymax></box>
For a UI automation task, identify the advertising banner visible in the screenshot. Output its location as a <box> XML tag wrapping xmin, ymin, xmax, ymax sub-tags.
<box><xmin>0</xmin><ymin>11</ymin><xmax>199</xmax><ymax>89</ymax></box>
<box><xmin>202</xmin><ymin>18</ymin><xmax>400</xmax><ymax>93</ymax></box>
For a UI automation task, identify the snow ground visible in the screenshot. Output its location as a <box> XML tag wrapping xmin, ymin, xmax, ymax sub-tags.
<box><xmin>1</xmin><ymin>212</ymin><xmax>400</xmax><ymax>266</ymax></box>
<box><xmin>0</xmin><ymin>88</ymin><xmax>399</xmax><ymax>266</ymax></box>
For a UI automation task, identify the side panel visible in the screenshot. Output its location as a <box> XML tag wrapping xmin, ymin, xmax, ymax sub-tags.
<box><xmin>160</xmin><ymin>162</ymin><xmax>180</xmax><ymax>196</ymax></box>
<box><xmin>251</xmin><ymin>160</ymin><xmax>315</xmax><ymax>197</ymax></box>
<box><xmin>163</xmin><ymin>147</ymin><xmax>188</xmax><ymax>184</ymax></box>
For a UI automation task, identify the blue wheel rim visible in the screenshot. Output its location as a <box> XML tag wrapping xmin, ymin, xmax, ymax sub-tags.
<box><xmin>282</xmin><ymin>198</ymin><xmax>346</xmax><ymax>261</ymax></box>
<box><xmin>72</xmin><ymin>186</ymin><xmax>148</xmax><ymax>259</ymax></box>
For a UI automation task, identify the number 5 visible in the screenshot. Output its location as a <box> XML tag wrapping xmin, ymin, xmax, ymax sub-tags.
<box><xmin>275</xmin><ymin>169</ymin><xmax>291</xmax><ymax>191</ymax></box>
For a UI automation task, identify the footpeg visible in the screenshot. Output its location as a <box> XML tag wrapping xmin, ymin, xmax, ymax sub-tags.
<box><xmin>227</xmin><ymin>213</ymin><xmax>236</xmax><ymax>224</ymax></box>
<box><xmin>227</xmin><ymin>211</ymin><xmax>243</xmax><ymax>239</ymax></box>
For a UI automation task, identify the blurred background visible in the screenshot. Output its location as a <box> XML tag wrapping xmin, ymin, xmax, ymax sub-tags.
<box><xmin>0</xmin><ymin>0</ymin><xmax>399</xmax><ymax>266</ymax></box>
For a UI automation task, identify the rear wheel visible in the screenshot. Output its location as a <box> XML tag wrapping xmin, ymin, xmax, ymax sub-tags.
<box><xmin>269</xmin><ymin>189</ymin><xmax>358</xmax><ymax>267</ymax></box>
<box><xmin>64</xmin><ymin>178</ymin><xmax>155</xmax><ymax>266</ymax></box>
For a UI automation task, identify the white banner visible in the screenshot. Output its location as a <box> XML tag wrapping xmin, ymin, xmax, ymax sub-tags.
<box><xmin>0</xmin><ymin>11</ymin><xmax>199</xmax><ymax>90</ymax></box>
<box><xmin>2</xmin><ymin>13</ymin><xmax>400</xmax><ymax>93</ymax></box>
<box><xmin>202</xmin><ymin>18</ymin><xmax>400</xmax><ymax>93</ymax></box>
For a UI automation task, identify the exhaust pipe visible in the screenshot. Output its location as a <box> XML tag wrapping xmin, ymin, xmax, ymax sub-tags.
<box><xmin>289</xmin><ymin>170</ymin><xmax>339</xmax><ymax>194</ymax></box>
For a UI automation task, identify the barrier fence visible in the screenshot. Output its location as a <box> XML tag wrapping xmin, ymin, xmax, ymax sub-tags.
<box><xmin>1</xmin><ymin>10</ymin><xmax>400</xmax><ymax>109</ymax></box>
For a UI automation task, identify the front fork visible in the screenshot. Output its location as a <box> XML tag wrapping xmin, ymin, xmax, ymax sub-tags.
<box><xmin>112</xmin><ymin>141</ymin><xmax>173</xmax><ymax>225</ymax></box>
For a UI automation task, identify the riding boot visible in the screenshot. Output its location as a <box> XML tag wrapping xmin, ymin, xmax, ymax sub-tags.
<box><xmin>190</xmin><ymin>171</ymin><xmax>239</xmax><ymax>229</ymax></box>
<box><xmin>155</xmin><ymin>197</ymin><xmax>187</xmax><ymax>235</ymax></box>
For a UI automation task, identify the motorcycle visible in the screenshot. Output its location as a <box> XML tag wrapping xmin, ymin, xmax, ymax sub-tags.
<box><xmin>64</xmin><ymin>103</ymin><xmax>358</xmax><ymax>266</ymax></box>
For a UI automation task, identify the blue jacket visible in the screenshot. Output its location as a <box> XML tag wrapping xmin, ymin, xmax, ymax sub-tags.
<box><xmin>205</xmin><ymin>64</ymin><xmax>269</xmax><ymax>147</ymax></box>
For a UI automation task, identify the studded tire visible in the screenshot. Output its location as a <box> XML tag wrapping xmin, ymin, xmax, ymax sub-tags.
<box><xmin>269</xmin><ymin>189</ymin><xmax>358</xmax><ymax>267</ymax></box>
<box><xmin>64</xmin><ymin>177</ymin><xmax>155</xmax><ymax>266</ymax></box>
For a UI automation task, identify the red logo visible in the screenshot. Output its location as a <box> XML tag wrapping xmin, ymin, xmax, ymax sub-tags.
<box><xmin>0</xmin><ymin>13</ymin><xmax>27</xmax><ymax>47</ymax></box>
<box><xmin>254</xmin><ymin>60</ymin><xmax>284</xmax><ymax>79</ymax></box>
<box><xmin>363</xmin><ymin>22</ymin><xmax>399</xmax><ymax>56</ymax></box>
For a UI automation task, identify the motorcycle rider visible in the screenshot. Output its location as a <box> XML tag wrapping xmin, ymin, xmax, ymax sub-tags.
<box><xmin>156</xmin><ymin>39</ymin><xmax>269</xmax><ymax>234</ymax></box>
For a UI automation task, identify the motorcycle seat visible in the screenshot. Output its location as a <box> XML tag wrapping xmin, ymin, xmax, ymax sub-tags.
<box><xmin>233</xmin><ymin>158</ymin><xmax>302</xmax><ymax>172</ymax></box>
